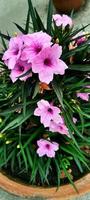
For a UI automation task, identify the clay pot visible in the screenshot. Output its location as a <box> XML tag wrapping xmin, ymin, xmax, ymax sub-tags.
<box><xmin>53</xmin><ymin>0</ymin><xmax>85</xmax><ymax>13</ymax></box>
<box><xmin>0</xmin><ymin>171</ymin><xmax>90</xmax><ymax>199</ymax></box>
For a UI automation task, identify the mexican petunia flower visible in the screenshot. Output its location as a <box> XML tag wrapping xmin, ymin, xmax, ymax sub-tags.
<box><xmin>49</xmin><ymin>120</ymin><xmax>70</xmax><ymax>137</ymax></box>
<box><xmin>32</xmin><ymin>44</ymin><xmax>68</xmax><ymax>84</ymax></box>
<box><xmin>53</xmin><ymin>14</ymin><xmax>73</xmax><ymax>28</ymax></box>
<box><xmin>2</xmin><ymin>35</ymin><xmax>24</xmax><ymax>69</ymax></box>
<box><xmin>73</xmin><ymin>117</ymin><xmax>77</xmax><ymax>124</ymax></box>
<box><xmin>76</xmin><ymin>37</ymin><xmax>86</xmax><ymax>45</ymax></box>
<box><xmin>77</xmin><ymin>92</ymin><xmax>90</xmax><ymax>101</ymax></box>
<box><xmin>10</xmin><ymin>60</ymin><xmax>32</xmax><ymax>82</ymax></box>
<box><xmin>34</xmin><ymin>99</ymin><xmax>63</xmax><ymax>127</ymax></box>
<box><xmin>21</xmin><ymin>31</ymin><xmax>52</xmax><ymax>62</ymax></box>
<box><xmin>86</xmin><ymin>85</ymin><xmax>90</xmax><ymax>88</ymax></box>
<box><xmin>37</xmin><ymin>139</ymin><xmax>59</xmax><ymax>158</ymax></box>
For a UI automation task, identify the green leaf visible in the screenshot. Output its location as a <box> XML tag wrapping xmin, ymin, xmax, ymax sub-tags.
<box><xmin>23</xmin><ymin>127</ymin><xmax>43</xmax><ymax>149</ymax></box>
<box><xmin>38</xmin><ymin>161</ymin><xmax>49</xmax><ymax>184</ymax></box>
<box><xmin>32</xmin><ymin>82</ymin><xmax>39</xmax><ymax>99</ymax></box>
<box><xmin>34</xmin><ymin>8</ymin><xmax>46</xmax><ymax>31</ymax></box>
<box><xmin>69</xmin><ymin>64</ymin><xmax>90</xmax><ymax>72</ymax></box>
<box><xmin>52</xmin><ymin>77</ymin><xmax>65</xmax><ymax>109</ymax></box>
<box><xmin>74</xmin><ymin>157</ymin><xmax>83</xmax><ymax>173</ymax></box>
<box><xmin>25</xmin><ymin>9</ymin><xmax>30</xmax><ymax>33</ymax></box>
<box><xmin>62</xmin><ymin>39</ymin><xmax>90</xmax><ymax>59</ymax></box>
<box><xmin>25</xmin><ymin>146</ymin><xmax>33</xmax><ymax>169</ymax></box>
<box><xmin>30</xmin><ymin>155</ymin><xmax>38</xmax><ymax>183</ymax></box>
<box><xmin>61</xmin><ymin>159</ymin><xmax>78</xmax><ymax>192</ymax></box>
<box><xmin>47</xmin><ymin>0</ymin><xmax>53</xmax><ymax>34</ymax></box>
<box><xmin>0</xmin><ymin>149</ymin><xmax>15</xmax><ymax>168</ymax></box>
<box><xmin>28</xmin><ymin>0</ymin><xmax>38</xmax><ymax>31</ymax></box>
<box><xmin>54</xmin><ymin>159</ymin><xmax>61</xmax><ymax>188</ymax></box>
<box><xmin>1</xmin><ymin>107</ymin><xmax>34</xmax><ymax>132</ymax></box>
<box><xmin>22</xmin><ymin>82</ymin><xmax>27</xmax><ymax>117</ymax></box>
<box><xmin>14</xmin><ymin>23</ymin><xmax>26</xmax><ymax>34</ymax></box>
<box><xmin>19</xmin><ymin>143</ymin><xmax>28</xmax><ymax>171</ymax></box>
<box><xmin>67</xmin><ymin>24</ymin><xmax>90</xmax><ymax>42</ymax></box>
<box><xmin>65</xmin><ymin>111</ymin><xmax>89</xmax><ymax>142</ymax></box>
<box><xmin>11</xmin><ymin>149</ymin><xmax>16</xmax><ymax>172</ymax></box>
<box><xmin>0</xmin><ymin>32</ymin><xmax>10</xmax><ymax>40</ymax></box>
<box><xmin>1</xmin><ymin>35</ymin><xmax>7</xmax><ymax>50</ymax></box>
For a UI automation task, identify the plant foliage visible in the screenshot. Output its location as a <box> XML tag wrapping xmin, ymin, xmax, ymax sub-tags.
<box><xmin>0</xmin><ymin>0</ymin><xmax>90</xmax><ymax>190</ymax></box>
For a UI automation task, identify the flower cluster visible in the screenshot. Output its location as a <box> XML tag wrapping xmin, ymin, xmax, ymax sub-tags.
<box><xmin>3</xmin><ymin>31</ymin><xmax>68</xmax><ymax>84</ymax></box>
<box><xmin>34</xmin><ymin>99</ymin><xmax>70</xmax><ymax>138</ymax></box>
<box><xmin>53</xmin><ymin>14</ymin><xmax>73</xmax><ymax>28</ymax></box>
<box><xmin>34</xmin><ymin>99</ymin><xmax>73</xmax><ymax>157</ymax></box>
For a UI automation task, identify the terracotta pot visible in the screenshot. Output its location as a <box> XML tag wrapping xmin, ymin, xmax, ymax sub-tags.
<box><xmin>0</xmin><ymin>171</ymin><xmax>90</xmax><ymax>199</ymax></box>
<box><xmin>53</xmin><ymin>0</ymin><xmax>85</xmax><ymax>13</ymax></box>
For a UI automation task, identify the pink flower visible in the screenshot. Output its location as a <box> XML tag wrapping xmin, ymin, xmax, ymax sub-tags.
<box><xmin>37</xmin><ymin>139</ymin><xmax>59</xmax><ymax>158</ymax></box>
<box><xmin>21</xmin><ymin>31</ymin><xmax>51</xmax><ymax>62</ymax></box>
<box><xmin>73</xmin><ymin>117</ymin><xmax>77</xmax><ymax>124</ymax></box>
<box><xmin>34</xmin><ymin>99</ymin><xmax>62</xmax><ymax>127</ymax></box>
<box><xmin>76</xmin><ymin>37</ymin><xmax>86</xmax><ymax>45</ymax></box>
<box><xmin>10</xmin><ymin>60</ymin><xmax>32</xmax><ymax>82</ymax></box>
<box><xmin>53</xmin><ymin>14</ymin><xmax>62</xmax><ymax>26</ymax></box>
<box><xmin>62</xmin><ymin>14</ymin><xmax>73</xmax><ymax>28</ymax></box>
<box><xmin>2</xmin><ymin>35</ymin><xmax>24</xmax><ymax>69</ymax></box>
<box><xmin>53</xmin><ymin>14</ymin><xmax>72</xmax><ymax>28</ymax></box>
<box><xmin>86</xmin><ymin>85</ymin><xmax>90</xmax><ymax>88</ymax></box>
<box><xmin>32</xmin><ymin>44</ymin><xmax>68</xmax><ymax>84</ymax></box>
<box><xmin>77</xmin><ymin>92</ymin><xmax>90</xmax><ymax>101</ymax></box>
<box><xmin>49</xmin><ymin>121</ymin><xmax>70</xmax><ymax>137</ymax></box>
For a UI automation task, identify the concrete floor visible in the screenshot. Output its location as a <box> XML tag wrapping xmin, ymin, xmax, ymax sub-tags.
<box><xmin>0</xmin><ymin>0</ymin><xmax>90</xmax><ymax>34</ymax></box>
<box><xmin>0</xmin><ymin>0</ymin><xmax>90</xmax><ymax>199</ymax></box>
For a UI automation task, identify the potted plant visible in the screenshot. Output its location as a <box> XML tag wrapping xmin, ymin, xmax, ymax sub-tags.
<box><xmin>53</xmin><ymin>0</ymin><xmax>85</xmax><ymax>13</ymax></box>
<box><xmin>0</xmin><ymin>0</ymin><xmax>90</xmax><ymax>199</ymax></box>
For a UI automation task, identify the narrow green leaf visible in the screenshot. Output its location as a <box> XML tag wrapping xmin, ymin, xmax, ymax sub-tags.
<box><xmin>22</xmin><ymin>82</ymin><xmax>27</xmax><ymax>117</ymax></box>
<box><xmin>52</xmin><ymin>78</ymin><xmax>65</xmax><ymax>109</ymax></box>
<box><xmin>23</xmin><ymin>127</ymin><xmax>43</xmax><ymax>149</ymax></box>
<box><xmin>19</xmin><ymin>143</ymin><xmax>28</xmax><ymax>171</ymax></box>
<box><xmin>69</xmin><ymin>64</ymin><xmax>90</xmax><ymax>72</ymax></box>
<box><xmin>1</xmin><ymin>35</ymin><xmax>7</xmax><ymax>50</ymax></box>
<box><xmin>28</xmin><ymin>0</ymin><xmax>38</xmax><ymax>31</ymax></box>
<box><xmin>14</xmin><ymin>23</ymin><xmax>26</xmax><ymax>34</ymax></box>
<box><xmin>25</xmin><ymin>146</ymin><xmax>33</xmax><ymax>169</ymax></box>
<box><xmin>38</xmin><ymin>162</ymin><xmax>49</xmax><ymax>184</ymax></box>
<box><xmin>47</xmin><ymin>0</ymin><xmax>53</xmax><ymax>34</ymax></box>
<box><xmin>1</xmin><ymin>107</ymin><xmax>34</xmax><ymax>132</ymax></box>
<box><xmin>25</xmin><ymin>9</ymin><xmax>30</xmax><ymax>33</ymax></box>
<box><xmin>61</xmin><ymin>160</ymin><xmax>78</xmax><ymax>192</ymax></box>
<box><xmin>34</xmin><ymin>8</ymin><xmax>46</xmax><ymax>31</ymax></box>
<box><xmin>0</xmin><ymin>32</ymin><xmax>10</xmax><ymax>40</ymax></box>
<box><xmin>54</xmin><ymin>159</ymin><xmax>61</xmax><ymax>188</ymax></box>
<box><xmin>74</xmin><ymin>157</ymin><xmax>83</xmax><ymax>173</ymax></box>
<box><xmin>32</xmin><ymin>82</ymin><xmax>39</xmax><ymax>99</ymax></box>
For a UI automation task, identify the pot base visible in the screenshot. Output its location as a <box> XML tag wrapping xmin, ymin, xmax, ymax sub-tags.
<box><xmin>0</xmin><ymin>171</ymin><xmax>90</xmax><ymax>199</ymax></box>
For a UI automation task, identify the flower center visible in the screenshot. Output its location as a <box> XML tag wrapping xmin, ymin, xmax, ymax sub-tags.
<box><xmin>45</xmin><ymin>144</ymin><xmax>50</xmax><ymax>149</ymax></box>
<box><xmin>13</xmin><ymin>48</ymin><xmax>19</xmax><ymax>55</ymax></box>
<box><xmin>35</xmin><ymin>46</ymin><xmax>42</xmax><ymax>54</ymax></box>
<box><xmin>44</xmin><ymin>58</ymin><xmax>52</xmax><ymax>66</ymax></box>
<box><xmin>19</xmin><ymin>65</ymin><xmax>24</xmax><ymax>72</ymax></box>
<box><xmin>47</xmin><ymin>108</ymin><xmax>53</xmax><ymax>114</ymax></box>
<box><xmin>59</xmin><ymin>125</ymin><xmax>63</xmax><ymax>131</ymax></box>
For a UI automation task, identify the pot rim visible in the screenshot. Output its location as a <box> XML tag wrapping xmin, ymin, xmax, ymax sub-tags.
<box><xmin>0</xmin><ymin>171</ymin><xmax>90</xmax><ymax>199</ymax></box>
